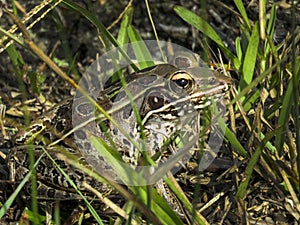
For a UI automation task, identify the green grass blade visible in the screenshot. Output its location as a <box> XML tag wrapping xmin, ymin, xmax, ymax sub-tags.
<box><xmin>0</xmin><ymin>27</ymin><xmax>24</xmax><ymax>47</ymax></box>
<box><xmin>233</xmin><ymin>0</ymin><xmax>251</xmax><ymax>30</ymax></box>
<box><xmin>174</xmin><ymin>6</ymin><xmax>223</xmax><ymax>47</ymax></box>
<box><xmin>89</xmin><ymin>135</ymin><xmax>148</xmax><ymax>186</ymax></box>
<box><xmin>43</xmin><ymin>150</ymin><xmax>104</xmax><ymax>225</ymax></box>
<box><xmin>235</xmin><ymin>37</ymin><xmax>242</xmax><ymax>61</ymax></box>
<box><xmin>61</xmin><ymin>0</ymin><xmax>138</xmax><ymax>71</ymax></box>
<box><xmin>89</xmin><ymin>135</ymin><xmax>184</xmax><ymax>225</ymax></box>
<box><xmin>225</xmin><ymin>126</ymin><xmax>248</xmax><ymax>157</ymax></box>
<box><xmin>127</xmin><ymin>25</ymin><xmax>155</xmax><ymax>69</ymax></box>
<box><xmin>240</xmin><ymin>22</ymin><xmax>260</xmax><ymax>89</ymax></box>
<box><xmin>265</xmin><ymin>4</ymin><xmax>276</xmax><ymax>55</ymax></box>
<box><xmin>236</xmin><ymin>128</ymin><xmax>278</xmax><ymax>199</ymax></box>
<box><xmin>164</xmin><ymin>178</ymin><xmax>208</xmax><ymax>225</ymax></box>
<box><xmin>174</xmin><ymin>6</ymin><xmax>240</xmax><ymax>69</ymax></box>
<box><xmin>229</xmin><ymin>58</ymin><xmax>285</xmax><ymax>106</ymax></box>
<box><xmin>218</xmin><ymin>116</ymin><xmax>248</xmax><ymax>157</ymax></box>
<box><xmin>117</xmin><ymin>6</ymin><xmax>133</xmax><ymax>47</ymax></box>
<box><xmin>23</xmin><ymin>208</ymin><xmax>46</xmax><ymax>224</ymax></box>
<box><xmin>0</xmin><ymin>152</ymin><xmax>44</xmax><ymax>220</ymax></box>
<box><xmin>145</xmin><ymin>0</ymin><xmax>167</xmax><ymax>63</ymax></box>
<box><xmin>149</xmin><ymin>136</ymin><xmax>199</xmax><ymax>183</ymax></box>
<box><xmin>274</xmin><ymin>80</ymin><xmax>294</xmax><ymax>155</ymax></box>
<box><xmin>147</xmin><ymin>188</ymin><xmax>184</xmax><ymax>225</ymax></box>
<box><xmin>0</xmin><ymin>31</ymin><xmax>25</xmax><ymax>78</ymax></box>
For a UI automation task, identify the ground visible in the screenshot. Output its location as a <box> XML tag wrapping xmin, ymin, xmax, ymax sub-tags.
<box><xmin>0</xmin><ymin>0</ymin><xmax>299</xmax><ymax>224</ymax></box>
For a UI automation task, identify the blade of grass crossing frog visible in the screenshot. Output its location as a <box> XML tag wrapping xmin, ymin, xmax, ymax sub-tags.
<box><xmin>89</xmin><ymin>135</ymin><xmax>184</xmax><ymax>224</ymax></box>
<box><xmin>43</xmin><ymin>150</ymin><xmax>104</xmax><ymax>225</ymax></box>
<box><xmin>148</xmin><ymin>188</ymin><xmax>184</xmax><ymax>225</ymax></box>
<box><xmin>89</xmin><ymin>135</ymin><xmax>153</xmax><ymax>186</ymax></box>
<box><xmin>128</xmin><ymin>185</ymin><xmax>184</xmax><ymax>225</ymax></box>
<box><xmin>149</xmin><ymin>135</ymin><xmax>198</xmax><ymax>183</ymax></box>
<box><xmin>119</xmin><ymin>27</ymin><xmax>156</xmax><ymax>145</ymax></box>
<box><xmin>164</xmin><ymin>178</ymin><xmax>208</xmax><ymax>225</ymax></box>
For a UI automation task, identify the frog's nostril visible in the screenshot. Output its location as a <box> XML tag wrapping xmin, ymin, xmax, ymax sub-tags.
<box><xmin>209</xmin><ymin>77</ymin><xmax>216</xmax><ymax>84</ymax></box>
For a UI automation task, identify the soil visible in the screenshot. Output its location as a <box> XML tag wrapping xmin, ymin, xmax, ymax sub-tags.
<box><xmin>0</xmin><ymin>0</ymin><xmax>299</xmax><ymax>224</ymax></box>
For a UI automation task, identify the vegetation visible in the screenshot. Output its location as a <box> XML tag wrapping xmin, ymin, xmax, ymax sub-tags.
<box><xmin>0</xmin><ymin>0</ymin><xmax>299</xmax><ymax>224</ymax></box>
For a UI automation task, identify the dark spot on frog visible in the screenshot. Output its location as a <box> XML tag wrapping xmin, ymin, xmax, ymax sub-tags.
<box><xmin>76</xmin><ymin>142</ymin><xmax>84</xmax><ymax>150</ymax></box>
<box><xmin>137</xmin><ymin>75</ymin><xmax>157</xmax><ymax>85</ymax></box>
<box><xmin>47</xmin><ymin>189</ymin><xmax>56</xmax><ymax>198</ymax></box>
<box><xmin>123</xmin><ymin>138</ymin><xmax>131</xmax><ymax>147</ymax></box>
<box><xmin>113</xmin><ymin>90</ymin><xmax>126</xmax><ymax>102</ymax></box>
<box><xmin>175</xmin><ymin>57</ymin><xmax>192</xmax><ymax>68</ymax></box>
<box><xmin>122</xmin><ymin>105</ymin><xmax>133</xmax><ymax>119</ymax></box>
<box><xmin>113</xmin><ymin>128</ymin><xmax>118</xmax><ymax>135</ymax></box>
<box><xmin>76</xmin><ymin>103</ymin><xmax>94</xmax><ymax>116</ymax></box>
<box><xmin>75</xmin><ymin>130</ymin><xmax>86</xmax><ymax>140</ymax></box>
<box><xmin>209</xmin><ymin>77</ymin><xmax>216</xmax><ymax>85</ymax></box>
<box><xmin>84</xmin><ymin>142</ymin><xmax>92</xmax><ymax>149</ymax></box>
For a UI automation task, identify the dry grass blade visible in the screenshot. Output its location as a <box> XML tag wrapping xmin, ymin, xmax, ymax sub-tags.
<box><xmin>83</xmin><ymin>182</ymin><xmax>139</xmax><ymax>225</ymax></box>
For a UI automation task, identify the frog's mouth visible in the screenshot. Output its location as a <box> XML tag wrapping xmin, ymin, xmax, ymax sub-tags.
<box><xmin>190</xmin><ymin>81</ymin><xmax>231</xmax><ymax>109</ymax></box>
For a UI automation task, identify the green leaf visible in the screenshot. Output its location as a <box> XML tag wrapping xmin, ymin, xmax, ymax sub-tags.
<box><xmin>0</xmin><ymin>151</ymin><xmax>44</xmax><ymax>219</ymax></box>
<box><xmin>265</xmin><ymin>4</ymin><xmax>276</xmax><ymax>54</ymax></box>
<box><xmin>236</xmin><ymin>128</ymin><xmax>278</xmax><ymax>199</ymax></box>
<box><xmin>233</xmin><ymin>0</ymin><xmax>251</xmax><ymax>29</ymax></box>
<box><xmin>127</xmin><ymin>25</ymin><xmax>155</xmax><ymax>69</ymax></box>
<box><xmin>89</xmin><ymin>135</ymin><xmax>184</xmax><ymax>225</ymax></box>
<box><xmin>242</xmin><ymin>89</ymin><xmax>260</xmax><ymax>112</ymax></box>
<box><xmin>117</xmin><ymin>7</ymin><xmax>133</xmax><ymax>47</ymax></box>
<box><xmin>174</xmin><ymin>6</ymin><xmax>240</xmax><ymax>69</ymax></box>
<box><xmin>274</xmin><ymin>77</ymin><xmax>294</xmax><ymax>155</ymax></box>
<box><xmin>28</xmin><ymin>72</ymin><xmax>41</xmax><ymax>95</ymax></box>
<box><xmin>240</xmin><ymin>22</ymin><xmax>260</xmax><ymax>88</ymax></box>
<box><xmin>24</xmin><ymin>208</ymin><xmax>46</xmax><ymax>224</ymax></box>
<box><xmin>44</xmin><ymin>150</ymin><xmax>105</xmax><ymax>225</ymax></box>
<box><xmin>235</xmin><ymin>37</ymin><xmax>242</xmax><ymax>61</ymax></box>
<box><xmin>61</xmin><ymin>0</ymin><xmax>138</xmax><ymax>71</ymax></box>
<box><xmin>217</xmin><ymin>117</ymin><xmax>248</xmax><ymax>157</ymax></box>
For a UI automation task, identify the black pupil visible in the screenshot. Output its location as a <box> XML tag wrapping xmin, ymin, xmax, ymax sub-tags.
<box><xmin>175</xmin><ymin>78</ymin><xmax>189</xmax><ymax>88</ymax></box>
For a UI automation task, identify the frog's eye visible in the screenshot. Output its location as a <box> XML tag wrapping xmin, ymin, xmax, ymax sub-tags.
<box><xmin>175</xmin><ymin>78</ymin><xmax>189</xmax><ymax>88</ymax></box>
<box><xmin>170</xmin><ymin>72</ymin><xmax>194</xmax><ymax>91</ymax></box>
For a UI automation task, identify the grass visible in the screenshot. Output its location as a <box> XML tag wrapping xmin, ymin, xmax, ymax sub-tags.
<box><xmin>0</xmin><ymin>0</ymin><xmax>299</xmax><ymax>224</ymax></box>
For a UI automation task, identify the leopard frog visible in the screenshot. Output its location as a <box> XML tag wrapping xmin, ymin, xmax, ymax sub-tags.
<box><xmin>8</xmin><ymin>52</ymin><xmax>232</xmax><ymax>214</ymax></box>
